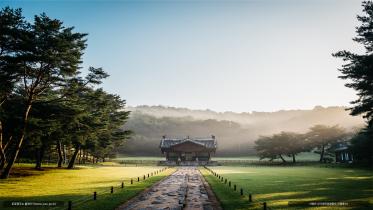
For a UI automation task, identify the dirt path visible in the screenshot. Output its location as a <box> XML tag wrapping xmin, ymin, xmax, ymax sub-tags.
<box><xmin>116</xmin><ymin>167</ymin><xmax>222</xmax><ymax>210</ymax></box>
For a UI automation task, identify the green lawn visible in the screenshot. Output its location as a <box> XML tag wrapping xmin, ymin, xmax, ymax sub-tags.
<box><xmin>201</xmin><ymin>166</ymin><xmax>373</xmax><ymax>210</ymax></box>
<box><xmin>0</xmin><ymin>164</ymin><xmax>174</xmax><ymax>210</ymax></box>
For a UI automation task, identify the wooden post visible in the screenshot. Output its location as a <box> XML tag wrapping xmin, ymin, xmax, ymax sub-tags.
<box><xmin>131</xmin><ymin>179</ymin><xmax>133</xmax><ymax>184</ymax></box>
<box><xmin>138</xmin><ymin>177</ymin><xmax>140</xmax><ymax>182</ymax></box>
<box><xmin>147</xmin><ymin>173</ymin><xmax>149</xmax><ymax>178</ymax></box>
<box><xmin>263</xmin><ymin>202</ymin><xmax>267</xmax><ymax>210</ymax></box>
<box><xmin>121</xmin><ymin>182</ymin><xmax>124</xmax><ymax>188</ymax></box>
<box><xmin>143</xmin><ymin>175</ymin><xmax>145</xmax><ymax>180</ymax></box>
<box><xmin>225</xmin><ymin>179</ymin><xmax>227</xmax><ymax>184</ymax></box>
<box><xmin>249</xmin><ymin>194</ymin><xmax>252</xmax><ymax>202</ymax></box>
<box><xmin>229</xmin><ymin>181</ymin><xmax>231</xmax><ymax>187</ymax></box>
<box><xmin>68</xmin><ymin>201</ymin><xmax>72</xmax><ymax>210</ymax></box>
<box><xmin>240</xmin><ymin>188</ymin><xmax>243</xmax><ymax>196</ymax></box>
<box><xmin>93</xmin><ymin>192</ymin><xmax>97</xmax><ymax>200</ymax></box>
<box><xmin>111</xmin><ymin>186</ymin><xmax>114</xmax><ymax>193</ymax></box>
<box><xmin>234</xmin><ymin>185</ymin><xmax>236</xmax><ymax>191</ymax></box>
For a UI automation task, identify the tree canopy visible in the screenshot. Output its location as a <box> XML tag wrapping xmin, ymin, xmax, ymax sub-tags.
<box><xmin>333</xmin><ymin>1</ymin><xmax>373</xmax><ymax>165</ymax></box>
<box><xmin>0</xmin><ymin>7</ymin><xmax>130</xmax><ymax>178</ymax></box>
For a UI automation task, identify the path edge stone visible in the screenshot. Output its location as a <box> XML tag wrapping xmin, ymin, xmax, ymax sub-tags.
<box><xmin>198</xmin><ymin>168</ymin><xmax>223</xmax><ymax>210</ymax></box>
<box><xmin>115</xmin><ymin>168</ymin><xmax>176</xmax><ymax>210</ymax></box>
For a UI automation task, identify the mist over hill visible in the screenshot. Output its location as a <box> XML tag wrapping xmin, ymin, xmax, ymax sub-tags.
<box><xmin>119</xmin><ymin>106</ymin><xmax>364</xmax><ymax>156</ymax></box>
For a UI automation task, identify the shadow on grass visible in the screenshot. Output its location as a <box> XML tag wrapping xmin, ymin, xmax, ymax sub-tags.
<box><xmin>0</xmin><ymin>171</ymin><xmax>173</xmax><ymax>210</ymax></box>
<box><xmin>201</xmin><ymin>167</ymin><xmax>373</xmax><ymax>210</ymax></box>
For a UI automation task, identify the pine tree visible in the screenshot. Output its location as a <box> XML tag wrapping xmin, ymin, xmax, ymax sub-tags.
<box><xmin>333</xmin><ymin>1</ymin><xmax>373</xmax><ymax>164</ymax></box>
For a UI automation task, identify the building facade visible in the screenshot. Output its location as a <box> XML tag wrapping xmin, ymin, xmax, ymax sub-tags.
<box><xmin>160</xmin><ymin>135</ymin><xmax>217</xmax><ymax>162</ymax></box>
<box><xmin>335</xmin><ymin>142</ymin><xmax>353</xmax><ymax>163</ymax></box>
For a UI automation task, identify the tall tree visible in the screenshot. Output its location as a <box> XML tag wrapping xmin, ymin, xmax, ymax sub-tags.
<box><xmin>1</xmin><ymin>10</ymin><xmax>87</xmax><ymax>179</ymax></box>
<box><xmin>333</xmin><ymin>1</ymin><xmax>373</xmax><ymax>127</ymax></box>
<box><xmin>0</xmin><ymin>7</ymin><xmax>28</xmax><ymax>173</ymax></box>
<box><xmin>255</xmin><ymin>132</ymin><xmax>305</xmax><ymax>163</ymax></box>
<box><xmin>307</xmin><ymin>125</ymin><xmax>346</xmax><ymax>162</ymax></box>
<box><xmin>333</xmin><ymin>1</ymin><xmax>373</xmax><ymax>164</ymax></box>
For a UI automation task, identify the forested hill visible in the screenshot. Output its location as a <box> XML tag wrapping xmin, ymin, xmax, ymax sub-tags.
<box><xmin>118</xmin><ymin>106</ymin><xmax>364</xmax><ymax>156</ymax></box>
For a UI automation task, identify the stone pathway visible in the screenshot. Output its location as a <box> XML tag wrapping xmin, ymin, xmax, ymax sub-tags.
<box><xmin>116</xmin><ymin>167</ymin><xmax>222</xmax><ymax>210</ymax></box>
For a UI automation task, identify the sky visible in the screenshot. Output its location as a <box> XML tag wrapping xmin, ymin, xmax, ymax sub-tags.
<box><xmin>0</xmin><ymin>0</ymin><xmax>365</xmax><ymax>112</ymax></box>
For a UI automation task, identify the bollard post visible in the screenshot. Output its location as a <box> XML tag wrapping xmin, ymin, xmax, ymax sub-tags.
<box><xmin>143</xmin><ymin>175</ymin><xmax>146</xmax><ymax>180</ymax></box>
<box><xmin>138</xmin><ymin>177</ymin><xmax>140</xmax><ymax>182</ymax></box>
<box><xmin>240</xmin><ymin>188</ymin><xmax>243</xmax><ymax>196</ymax></box>
<box><xmin>121</xmin><ymin>182</ymin><xmax>124</xmax><ymax>188</ymax></box>
<box><xmin>131</xmin><ymin>179</ymin><xmax>133</xmax><ymax>184</ymax></box>
<box><xmin>263</xmin><ymin>202</ymin><xmax>267</xmax><ymax>210</ymax></box>
<box><xmin>93</xmin><ymin>192</ymin><xmax>97</xmax><ymax>200</ymax></box>
<box><xmin>68</xmin><ymin>201</ymin><xmax>72</xmax><ymax>210</ymax></box>
<box><xmin>249</xmin><ymin>194</ymin><xmax>252</xmax><ymax>202</ymax></box>
<box><xmin>147</xmin><ymin>173</ymin><xmax>149</xmax><ymax>178</ymax></box>
<box><xmin>229</xmin><ymin>181</ymin><xmax>231</xmax><ymax>187</ymax></box>
<box><xmin>225</xmin><ymin>179</ymin><xmax>227</xmax><ymax>184</ymax></box>
<box><xmin>111</xmin><ymin>186</ymin><xmax>114</xmax><ymax>193</ymax></box>
<box><xmin>234</xmin><ymin>185</ymin><xmax>236</xmax><ymax>191</ymax></box>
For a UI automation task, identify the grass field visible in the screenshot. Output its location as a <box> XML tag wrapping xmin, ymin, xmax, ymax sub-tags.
<box><xmin>201</xmin><ymin>166</ymin><xmax>373</xmax><ymax>210</ymax></box>
<box><xmin>0</xmin><ymin>164</ymin><xmax>174</xmax><ymax>210</ymax></box>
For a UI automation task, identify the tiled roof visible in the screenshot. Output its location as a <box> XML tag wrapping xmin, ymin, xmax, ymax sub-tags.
<box><xmin>160</xmin><ymin>137</ymin><xmax>217</xmax><ymax>149</ymax></box>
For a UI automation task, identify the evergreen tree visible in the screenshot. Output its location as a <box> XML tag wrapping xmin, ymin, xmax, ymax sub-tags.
<box><xmin>333</xmin><ymin>1</ymin><xmax>373</xmax><ymax>164</ymax></box>
<box><xmin>333</xmin><ymin>1</ymin><xmax>373</xmax><ymax>127</ymax></box>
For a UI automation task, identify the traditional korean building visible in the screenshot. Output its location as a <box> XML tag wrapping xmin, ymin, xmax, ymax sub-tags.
<box><xmin>335</xmin><ymin>142</ymin><xmax>353</xmax><ymax>163</ymax></box>
<box><xmin>160</xmin><ymin>135</ymin><xmax>217</xmax><ymax>163</ymax></box>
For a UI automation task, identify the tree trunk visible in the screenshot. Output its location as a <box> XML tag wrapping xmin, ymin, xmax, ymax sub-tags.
<box><xmin>62</xmin><ymin>144</ymin><xmax>67</xmax><ymax>165</ymax></box>
<box><xmin>0</xmin><ymin>135</ymin><xmax>12</xmax><ymax>170</ymax></box>
<box><xmin>279</xmin><ymin>155</ymin><xmax>287</xmax><ymax>163</ymax></box>
<box><xmin>67</xmin><ymin>144</ymin><xmax>80</xmax><ymax>169</ymax></box>
<box><xmin>319</xmin><ymin>145</ymin><xmax>325</xmax><ymax>162</ymax></box>
<box><xmin>78</xmin><ymin>149</ymin><xmax>82</xmax><ymax>164</ymax></box>
<box><xmin>35</xmin><ymin>148</ymin><xmax>43</xmax><ymax>170</ymax></box>
<box><xmin>0</xmin><ymin>121</ymin><xmax>6</xmax><ymax>170</ymax></box>
<box><xmin>1</xmin><ymin>103</ymin><xmax>32</xmax><ymax>179</ymax></box>
<box><xmin>82</xmin><ymin>149</ymin><xmax>85</xmax><ymax>164</ymax></box>
<box><xmin>57</xmin><ymin>140</ymin><xmax>63</xmax><ymax>167</ymax></box>
<box><xmin>35</xmin><ymin>137</ymin><xmax>48</xmax><ymax>170</ymax></box>
<box><xmin>292</xmin><ymin>154</ymin><xmax>296</xmax><ymax>163</ymax></box>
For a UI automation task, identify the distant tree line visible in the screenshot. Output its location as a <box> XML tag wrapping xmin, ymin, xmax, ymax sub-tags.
<box><xmin>254</xmin><ymin>125</ymin><xmax>349</xmax><ymax>163</ymax></box>
<box><xmin>0</xmin><ymin>7</ymin><xmax>130</xmax><ymax>179</ymax></box>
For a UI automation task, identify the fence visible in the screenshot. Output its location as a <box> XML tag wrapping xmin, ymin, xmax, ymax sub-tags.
<box><xmin>49</xmin><ymin>167</ymin><xmax>169</xmax><ymax>210</ymax></box>
<box><xmin>203</xmin><ymin>166</ymin><xmax>275</xmax><ymax>210</ymax></box>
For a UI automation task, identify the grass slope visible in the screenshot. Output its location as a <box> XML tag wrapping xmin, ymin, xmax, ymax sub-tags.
<box><xmin>201</xmin><ymin>166</ymin><xmax>373</xmax><ymax>210</ymax></box>
<box><xmin>0</xmin><ymin>164</ymin><xmax>174</xmax><ymax>210</ymax></box>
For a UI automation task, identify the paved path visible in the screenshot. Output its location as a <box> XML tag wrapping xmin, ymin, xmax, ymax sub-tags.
<box><xmin>117</xmin><ymin>167</ymin><xmax>221</xmax><ymax>210</ymax></box>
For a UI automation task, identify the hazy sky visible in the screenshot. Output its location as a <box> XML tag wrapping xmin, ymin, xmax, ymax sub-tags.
<box><xmin>1</xmin><ymin>0</ymin><xmax>365</xmax><ymax>112</ymax></box>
